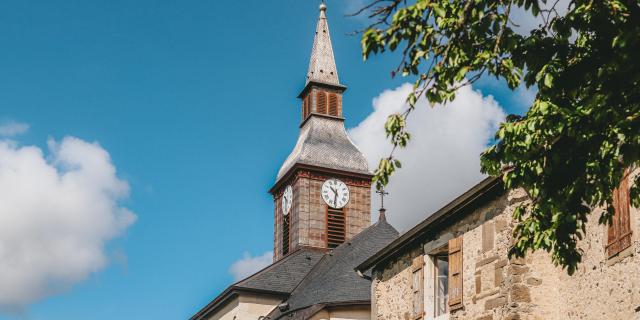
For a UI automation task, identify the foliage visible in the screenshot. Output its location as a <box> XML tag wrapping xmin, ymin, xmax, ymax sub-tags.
<box><xmin>359</xmin><ymin>0</ymin><xmax>640</xmax><ymax>274</ymax></box>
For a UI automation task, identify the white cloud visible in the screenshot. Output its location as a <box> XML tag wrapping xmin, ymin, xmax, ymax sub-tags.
<box><xmin>0</xmin><ymin>121</ymin><xmax>29</xmax><ymax>137</ymax></box>
<box><xmin>349</xmin><ymin>83</ymin><xmax>506</xmax><ymax>231</ymax></box>
<box><xmin>229</xmin><ymin>251</ymin><xmax>273</xmax><ymax>282</ymax></box>
<box><xmin>0</xmin><ymin>137</ymin><xmax>136</xmax><ymax>312</ymax></box>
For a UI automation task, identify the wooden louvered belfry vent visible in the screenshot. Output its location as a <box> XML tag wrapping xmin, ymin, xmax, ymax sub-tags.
<box><xmin>327</xmin><ymin>208</ymin><xmax>346</xmax><ymax>249</ymax></box>
<box><xmin>302</xmin><ymin>94</ymin><xmax>310</xmax><ymax>120</ymax></box>
<box><xmin>301</xmin><ymin>88</ymin><xmax>342</xmax><ymax>121</ymax></box>
<box><xmin>328</xmin><ymin>93</ymin><xmax>338</xmax><ymax>116</ymax></box>
<box><xmin>283</xmin><ymin>213</ymin><xmax>290</xmax><ymax>255</ymax></box>
<box><xmin>316</xmin><ymin>90</ymin><xmax>327</xmax><ymax>114</ymax></box>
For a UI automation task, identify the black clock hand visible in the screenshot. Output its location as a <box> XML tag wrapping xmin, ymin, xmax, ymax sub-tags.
<box><xmin>330</xmin><ymin>187</ymin><xmax>338</xmax><ymax>207</ymax></box>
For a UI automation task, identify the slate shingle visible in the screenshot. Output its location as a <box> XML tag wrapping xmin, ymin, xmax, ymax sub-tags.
<box><xmin>268</xmin><ymin>218</ymin><xmax>399</xmax><ymax>319</ymax></box>
<box><xmin>235</xmin><ymin>249</ymin><xmax>325</xmax><ymax>294</ymax></box>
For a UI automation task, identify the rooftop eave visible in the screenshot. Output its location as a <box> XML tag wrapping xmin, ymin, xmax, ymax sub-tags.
<box><xmin>299</xmin><ymin>112</ymin><xmax>344</xmax><ymax>128</ymax></box>
<box><xmin>190</xmin><ymin>287</ymin><xmax>289</xmax><ymax>320</ymax></box>
<box><xmin>297</xmin><ymin>80</ymin><xmax>347</xmax><ymax>98</ymax></box>
<box><xmin>355</xmin><ymin>176</ymin><xmax>504</xmax><ymax>273</ymax></box>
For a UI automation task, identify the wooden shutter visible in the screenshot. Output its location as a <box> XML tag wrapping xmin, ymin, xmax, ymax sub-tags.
<box><xmin>328</xmin><ymin>93</ymin><xmax>338</xmax><ymax>116</ymax></box>
<box><xmin>448</xmin><ymin>236</ymin><xmax>463</xmax><ymax>309</ymax></box>
<box><xmin>411</xmin><ymin>254</ymin><xmax>424</xmax><ymax>319</ymax></box>
<box><xmin>607</xmin><ymin>172</ymin><xmax>632</xmax><ymax>257</ymax></box>
<box><xmin>316</xmin><ymin>91</ymin><xmax>327</xmax><ymax>114</ymax></box>
<box><xmin>327</xmin><ymin>208</ymin><xmax>345</xmax><ymax>248</ymax></box>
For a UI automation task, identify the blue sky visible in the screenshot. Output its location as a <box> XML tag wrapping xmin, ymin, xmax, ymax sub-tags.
<box><xmin>0</xmin><ymin>1</ymin><xmax>532</xmax><ymax>319</ymax></box>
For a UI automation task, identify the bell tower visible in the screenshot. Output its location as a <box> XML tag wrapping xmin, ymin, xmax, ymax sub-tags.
<box><xmin>270</xmin><ymin>3</ymin><xmax>372</xmax><ymax>261</ymax></box>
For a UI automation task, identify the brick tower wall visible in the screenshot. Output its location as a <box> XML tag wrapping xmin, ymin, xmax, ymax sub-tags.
<box><xmin>273</xmin><ymin>169</ymin><xmax>371</xmax><ymax>260</ymax></box>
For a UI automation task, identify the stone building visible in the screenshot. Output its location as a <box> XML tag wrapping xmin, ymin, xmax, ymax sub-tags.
<box><xmin>190</xmin><ymin>4</ymin><xmax>399</xmax><ymax>320</ymax></box>
<box><xmin>356</xmin><ymin>171</ymin><xmax>639</xmax><ymax>320</ymax></box>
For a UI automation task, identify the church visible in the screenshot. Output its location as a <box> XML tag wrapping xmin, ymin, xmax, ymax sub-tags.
<box><xmin>190</xmin><ymin>4</ymin><xmax>399</xmax><ymax>320</ymax></box>
<box><xmin>191</xmin><ymin>3</ymin><xmax>640</xmax><ymax>320</ymax></box>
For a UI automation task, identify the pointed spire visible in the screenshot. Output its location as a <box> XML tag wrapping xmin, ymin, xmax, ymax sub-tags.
<box><xmin>306</xmin><ymin>2</ymin><xmax>340</xmax><ymax>85</ymax></box>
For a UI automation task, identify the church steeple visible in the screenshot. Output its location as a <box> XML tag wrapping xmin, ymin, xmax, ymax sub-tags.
<box><xmin>306</xmin><ymin>3</ymin><xmax>340</xmax><ymax>86</ymax></box>
<box><xmin>270</xmin><ymin>3</ymin><xmax>372</xmax><ymax>262</ymax></box>
<box><xmin>299</xmin><ymin>3</ymin><xmax>347</xmax><ymax>122</ymax></box>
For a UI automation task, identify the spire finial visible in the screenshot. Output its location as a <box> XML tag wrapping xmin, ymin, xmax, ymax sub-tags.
<box><xmin>376</xmin><ymin>188</ymin><xmax>389</xmax><ymax>210</ymax></box>
<box><xmin>376</xmin><ymin>188</ymin><xmax>389</xmax><ymax>222</ymax></box>
<box><xmin>319</xmin><ymin>1</ymin><xmax>327</xmax><ymax>12</ymax></box>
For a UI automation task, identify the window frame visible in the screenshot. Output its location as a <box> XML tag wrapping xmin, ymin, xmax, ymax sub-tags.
<box><xmin>425</xmin><ymin>246</ymin><xmax>450</xmax><ymax>320</ymax></box>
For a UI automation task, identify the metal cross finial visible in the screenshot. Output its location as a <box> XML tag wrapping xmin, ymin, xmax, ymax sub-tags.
<box><xmin>376</xmin><ymin>188</ymin><xmax>389</xmax><ymax>210</ymax></box>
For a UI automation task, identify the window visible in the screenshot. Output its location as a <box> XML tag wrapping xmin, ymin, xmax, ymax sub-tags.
<box><xmin>412</xmin><ymin>255</ymin><xmax>424</xmax><ymax>319</ymax></box>
<box><xmin>316</xmin><ymin>91</ymin><xmax>327</xmax><ymax>114</ymax></box>
<box><xmin>283</xmin><ymin>213</ymin><xmax>290</xmax><ymax>255</ymax></box>
<box><xmin>327</xmin><ymin>208</ymin><xmax>345</xmax><ymax>248</ymax></box>
<box><xmin>434</xmin><ymin>255</ymin><xmax>448</xmax><ymax>317</ymax></box>
<box><xmin>328</xmin><ymin>93</ymin><xmax>338</xmax><ymax>116</ymax></box>
<box><xmin>607</xmin><ymin>172</ymin><xmax>632</xmax><ymax>257</ymax></box>
<box><xmin>425</xmin><ymin>237</ymin><xmax>463</xmax><ymax>320</ymax></box>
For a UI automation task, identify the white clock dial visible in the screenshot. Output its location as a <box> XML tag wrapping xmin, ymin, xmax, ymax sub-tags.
<box><xmin>281</xmin><ymin>185</ymin><xmax>293</xmax><ymax>216</ymax></box>
<box><xmin>321</xmin><ymin>179</ymin><xmax>350</xmax><ymax>209</ymax></box>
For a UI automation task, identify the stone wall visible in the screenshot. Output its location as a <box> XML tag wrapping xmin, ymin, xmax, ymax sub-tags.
<box><xmin>371</xmin><ymin>248</ymin><xmax>421</xmax><ymax>319</ymax></box>
<box><xmin>373</xmin><ymin>177</ymin><xmax>640</xmax><ymax>320</ymax></box>
<box><xmin>553</xmin><ymin>169</ymin><xmax>640</xmax><ymax>319</ymax></box>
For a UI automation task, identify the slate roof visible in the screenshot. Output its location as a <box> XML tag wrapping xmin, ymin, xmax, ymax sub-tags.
<box><xmin>234</xmin><ymin>249</ymin><xmax>324</xmax><ymax>293</ymax></box>
<box><xmin>306</xmin><ymin>3</ymin><xmax>340</xmax><ymax>86</ymax></box>
<box><xmin>190</xmin><ymin>249</ymin><xmax>324</xmax><ymax>320</ymax></box>
<box><xmin>276</xmin><ymin>116</ymin><xmax>371</xmax><ymax>181</ymax></box>
<box><xmin>267</xmin><ymin>217</ymin><xmax>400</xmax><ymax>319</ymax></box>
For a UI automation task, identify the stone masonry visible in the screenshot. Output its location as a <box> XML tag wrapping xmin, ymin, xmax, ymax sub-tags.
<box><xmin>372</xmin><ymin>170</ymin><xmax>640</xmax><ymax>320</ymax></box>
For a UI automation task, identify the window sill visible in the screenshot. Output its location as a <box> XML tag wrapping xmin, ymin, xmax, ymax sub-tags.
<box><xmin>449</xmin><ymin>303</ymin><xmax>463</xmax><ymax>311</ymax></box>
<box><xmin>425</xmin><ymin>314</ymin><xmax>449</xmax><ymax>320</ymax></box>
<box><xmin>606</xmin><ymin>243</ymin><xmax>634</xmax><ymax>266</ymax></box>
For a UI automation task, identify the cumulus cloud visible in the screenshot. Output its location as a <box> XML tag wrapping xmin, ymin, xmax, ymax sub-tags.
<box><xmin>0</xmin><ymin>121</ymin><xmax>29</xmax><ymax>137</ymax></box>
<box><xmin>0</xmin><ymin>137</ymin><xmax>136</xmax><ymax>312</ymax></box>
<box><xmin>349</xmin><ymin>83</ymin><xmax>505</xmax><ymax>231</ymax></box>
<box><xmin>229</xmin><ymin>251</ymin><xmax>273</xmax><ymax>281</ymax></box>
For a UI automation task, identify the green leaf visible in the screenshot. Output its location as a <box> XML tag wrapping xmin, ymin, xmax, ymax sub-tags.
<box><xmin>544</xmin><ymin>73</ymin><xmax>554</xmax><ymax>88</ymax></box>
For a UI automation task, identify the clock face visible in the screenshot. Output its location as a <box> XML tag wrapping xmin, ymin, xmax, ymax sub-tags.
<box><xmin>321</xmin><ymin>179</ymin><xmax>350</xmax><ymax>209</ymax></box>
<box><xmin>281</xmin><ymin>185</ymin><xmax>293</xmax><ymax>216</ymax></box>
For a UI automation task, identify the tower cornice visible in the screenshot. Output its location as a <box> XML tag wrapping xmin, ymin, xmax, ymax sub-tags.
<box><xmin>297</xmin><ymin>80</ymin><xmax>347</xmax><ymax>99</ymax></box>
<box><xmin>269</xmin><ymin>163</ymin><xmax>373</xmax><ymax>195</ymax></box>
